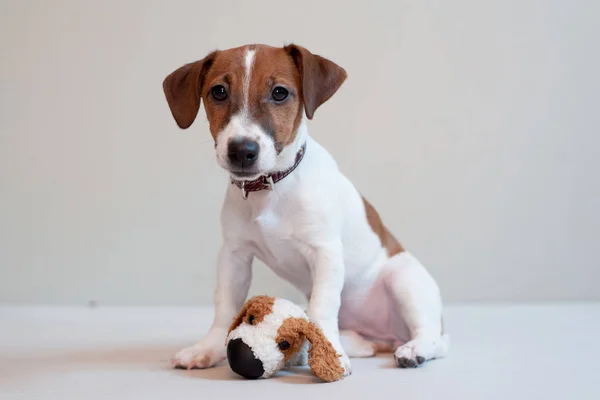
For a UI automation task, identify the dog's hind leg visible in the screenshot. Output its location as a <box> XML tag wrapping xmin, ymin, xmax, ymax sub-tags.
<box><xmin>339</xmin><ymin>330</ymin><xmax>378</xmax><ymax>358</ymax></box>
<box><xmin>384</xmin><ymin>252</ymin><xmax>449</xmax><ymax>368</ymax></box>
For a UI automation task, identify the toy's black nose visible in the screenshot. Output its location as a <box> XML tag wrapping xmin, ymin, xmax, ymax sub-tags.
<box><xmin>227</xmin><ymin>338</ymin><xmax>264</xmax><ymax>379</ymax></box>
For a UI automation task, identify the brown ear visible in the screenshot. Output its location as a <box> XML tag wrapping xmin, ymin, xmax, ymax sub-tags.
<box><xmin>296</xmin><ymin>319</ymin><xmax>344</xmax><ymax>382</ymax></box>
<box><xmin>285</xmin><ymin>44</ymin><xmax>347</xmax><ymax>120</ymax></box>
<box><xmin>162</xmin><ymin>51</ymin><xmax>217</xmax><ymax>129</ymax></box>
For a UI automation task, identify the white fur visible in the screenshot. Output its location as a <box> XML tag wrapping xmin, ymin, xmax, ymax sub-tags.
<box><xmin>339</xmin><ymin>330</ymin><xmax>376</xmax><ymax>358</ymax></box>
<box><xmin>242</xmin><ymin>49</ymin><xmax>255</xmax><ymax>116</ymax></box>
<box><xmin>172</xmin><ymin>60</ymin><xmax>448</xmax><ymax>373</ymax></box>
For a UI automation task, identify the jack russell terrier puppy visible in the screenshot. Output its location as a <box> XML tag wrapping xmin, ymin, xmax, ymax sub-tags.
<box><xmin>163</xmin><ymin>44</ymin><xmax>449</xmax><ymax>375</ymax></box>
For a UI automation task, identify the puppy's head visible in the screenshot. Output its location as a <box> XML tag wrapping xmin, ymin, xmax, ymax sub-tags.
<box><xmin>226</xmin><ymin>296</ymin><xmax>345</xmax><ymax>382</ymax></box>
<box><xmin>163</xmin><ymin>44</ymin><xmax>347</xmax><ymax>180</ymax></box>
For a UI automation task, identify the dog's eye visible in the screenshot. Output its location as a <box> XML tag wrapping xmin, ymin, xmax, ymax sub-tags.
<box><xmin>211</xmin><ymin>85</ymin><xmax>228</xmax><ymax>101</ymax></box>
<box><xmin>248</xmin><ymin>314</ymin><xmax>255</xmax><ymax>325</ymax></box>
<box><xmin>271</xmin><ymin>86</ymin><xmax>289</xmax><ymax>102</ymax></box>
<box><xmin>278</xmin><ymin>340</ymin><xmax>290</xmax><ymax>350</ymax></box>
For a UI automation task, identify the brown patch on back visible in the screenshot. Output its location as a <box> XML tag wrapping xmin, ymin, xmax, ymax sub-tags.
<box><xmin>362</xmin><ymin>196</ymin><xmax>404</xmax><ymax>256</ymax></box>
<box><xmin>227</xmin><ymin>295</ymin><xmax>275</xmax><ymax>335</ymax></box>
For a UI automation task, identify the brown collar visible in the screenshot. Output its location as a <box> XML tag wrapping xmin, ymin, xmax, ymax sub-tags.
<box><xmin>231</xmin><ymin>143</ymin><xmax>307</xmax><ymax>199</ymax></box>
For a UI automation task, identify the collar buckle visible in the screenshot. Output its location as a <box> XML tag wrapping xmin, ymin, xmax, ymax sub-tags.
<box><xmin>263</xmin><ymin>175</ymin><xmax>275</xmax><ymax>191</ymax></box>
<box><xmin>240</xmin><ymin>181</ymin><xmax>248</xmax><ymax>200</ymax></box>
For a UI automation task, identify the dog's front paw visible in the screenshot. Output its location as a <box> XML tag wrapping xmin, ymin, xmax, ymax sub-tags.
<box><xmin>171</xmin><ymin>344</ymin><xmax>226</xmax><ymax>369</ymax></box>
<box><xmin>338</xmin><ymin>352</ymin><xmax>352</xmax><ymax>376</ymax></box>
<box><xmin>318</xmin><ymin>325</ymin><xmax>352</xmax><ymax>377</ymax></box>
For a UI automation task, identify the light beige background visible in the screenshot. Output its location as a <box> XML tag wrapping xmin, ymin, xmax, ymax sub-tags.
<box><xmin>1</xmin><ymin>0</ymin><xmax>598</xmax><ymax>305</ymax></box>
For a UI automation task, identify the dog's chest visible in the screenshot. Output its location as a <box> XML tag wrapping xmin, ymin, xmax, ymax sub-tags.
<box><xmin>246</xmin><ymin>207</ymin><xmax>313</xmax><ymax>293</ymax></box>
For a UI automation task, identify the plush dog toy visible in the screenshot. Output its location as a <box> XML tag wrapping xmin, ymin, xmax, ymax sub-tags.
<box><xmin>226</xmin><ymin>295</ymin><xmax>345</xmax><ymax>382</ymax></box>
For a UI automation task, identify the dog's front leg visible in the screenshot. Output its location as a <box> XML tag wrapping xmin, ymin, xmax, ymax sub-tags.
<box><xmin>307</xmin><ymin>240</ymin><xmax>351</xmax><ymax>376</ymax></box>
<box><xmin>171</xmin><ymin>244</ymin><xmax>252</xmax><ymax>369</ymax></box>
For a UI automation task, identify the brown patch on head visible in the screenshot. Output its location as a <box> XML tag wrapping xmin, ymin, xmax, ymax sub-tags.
<box><xmin>244</xmin><ymin>45</ymin><xmax>305</xmax><ymax>151</ymax></box>
<box><xmin>197</xmin><ymin>45</ymin><xmax>250</xmax><ymax>140</ymax></box>
<box><xmin>281</xmin><ymin>317</ymin><xmax>345</xmax><ymax>382</ymax></box>
<box><xmin>227</xmin><ymin>295</ymin><xmax>275</xmax><ymax>335</ymax></box>
<box><xmin>163</xmin><ymin>44</ymin><xmax>347</xmax><ymax>153</ymax></box>
<box><xmin>362</xmin><ymin>196</ymin><xmax>404</xmax><ymax>257</ymax></box>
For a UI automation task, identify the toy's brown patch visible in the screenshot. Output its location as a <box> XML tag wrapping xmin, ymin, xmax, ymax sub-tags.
<box><xmin>227</xmin><ymin>295</ymin><xmax>275</xmax><ymax>335</ymax></box>
<box><xmin>276</xmin><ymin>318</ymin><xmax>307</xmax><ymax>362</ymax></box>
<box><xmin>362</xmin><ymin>196</ymin><xmax>404</xmax><ymax>257</ymax></box>
<box><xmin>303</xmin><ymin>321</ymin><xmax>345</xmax><ymax>382</ymax></box>
<box><xmin>282</xmin><ymin>317</ymin><xmax>345</xmax><ymax>382</ymax></box>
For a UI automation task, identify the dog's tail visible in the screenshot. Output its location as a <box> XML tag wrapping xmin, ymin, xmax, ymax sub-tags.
<box><xmin>437</xmin><ymin>333</ymin><xmax>450</xmax><ymax>358</ymax></box>
<box><xmin>372</xmin><ymin>340</ymin><xmax>395</xmax><ymax>353</ymax></box>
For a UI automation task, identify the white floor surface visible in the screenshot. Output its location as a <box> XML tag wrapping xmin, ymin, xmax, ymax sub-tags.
<box><xmin>1</xmin><ymin>303</ymin><xmax>599</xmax><ymax>399</ymax></box>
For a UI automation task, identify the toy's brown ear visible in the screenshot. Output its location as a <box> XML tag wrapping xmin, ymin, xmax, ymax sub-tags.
<box><xmin>297</xmin><ymin>319</ymin><xmax>345</xmax><ymax>382</ymax></box>
<box><xmin>162</xmin><ymin>51</ymin><xmax>217</xmax><ymax>129</ymax></box>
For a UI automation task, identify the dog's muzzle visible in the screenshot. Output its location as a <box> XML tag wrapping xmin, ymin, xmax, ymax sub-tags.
<box><xmin>227</xmin><ymin>338</ymin><xmax>264</xmax><ymax>379</ymax></box>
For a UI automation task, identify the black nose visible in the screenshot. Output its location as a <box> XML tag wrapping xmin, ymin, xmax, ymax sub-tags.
<box><xmin>227</xmin><ymin>338</ymin><xmax>264</xmax><ymax>379</ymax></box>
<box><xmin>227</xmin><ymin>138</ymin><xmax>259</xmax><ymax>168</ymax></box>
